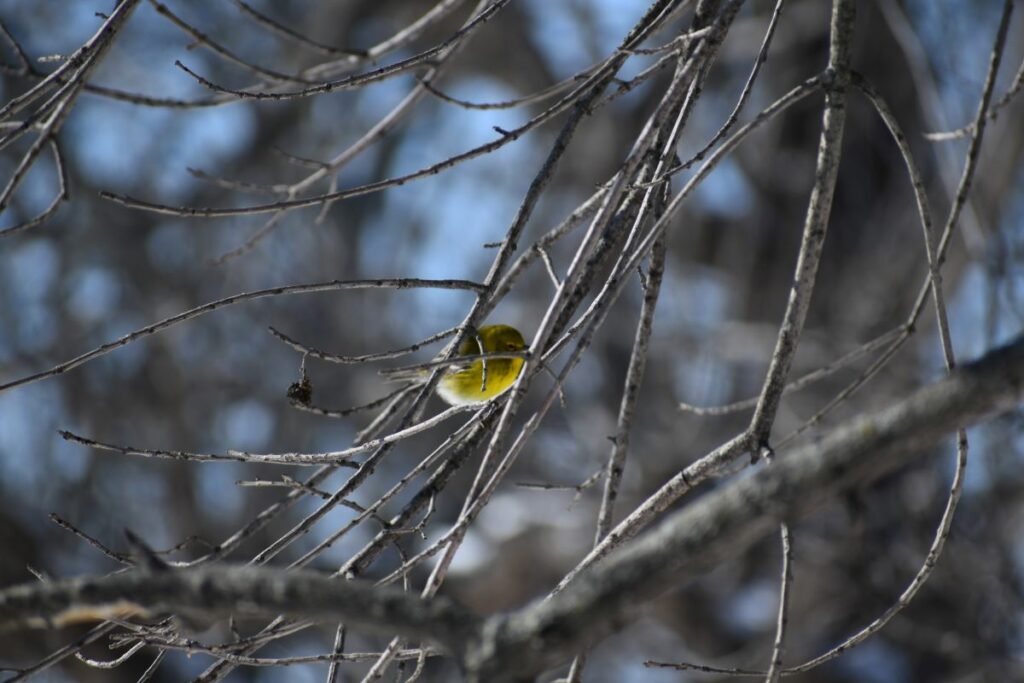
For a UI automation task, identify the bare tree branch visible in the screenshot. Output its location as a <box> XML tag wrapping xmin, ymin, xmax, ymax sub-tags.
<box><xmin>5</xmin><ymin>334</ymin><xmax>1024</xmax><ymax>680</ymax></box>
<box><xmin>0</xmin><ymin>565</ymin><xmax>478</xmax><ymax>654</ymax></box>
<box><xmin>0</xmin><ymin>278</ymin><xmax>484</xmax><ymax>395</ymax></box>
<box><xmin>466</xmin><ymin>332</ymin><xmax>1024</xmax><ymax>680</ymax></box>
<box><xmin>748</xmin><ymin>0</ymin><xmax>855</xmax><ymax>449</ymax></box>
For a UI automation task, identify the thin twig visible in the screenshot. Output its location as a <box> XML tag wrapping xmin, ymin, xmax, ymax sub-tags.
<box><xmin>0</xmin><ymin>278</ymin><xmax>483</xmax><ymax>394</ymax></box>
<box><xmin>765</xmin><ymin>524</ymin><xmax>793</xmax><ymax>683</ymax></box>
<box><xmin>679</xmin><ymin>326</ymin><xmax>903</xmax><ymax>415</ymax></box>
<box><xmin>270</xmin><ymin>325</ymin><xmax>458</xmax><ymax>364</ymax></box>
<box><xmin>173</xmin><ymin>0</ymin><xmax>513</xmax><ymax>101</ymax></box>
<box><xmin>49</xmin><ymin>514</ymin><xmax>130</xmax><ymax>564</ymax></box>
<box><xmin>676</xmin><ymin>0</ymin><xmax>786</xmax><ymax>172</ymax></box>
<box><xmin>782</xmin><ymin>3</ymin><xmax>1013</xmax><ymax>671</ymax></box>
<box><xmin>226</xmin><ymin>0</ymin><xmax>366</xmax><ymax>58</ymax></box>
<box><xmin>148</xmin><ymin>0</ymin><xmax>315</xmax><ymax>85</ymax></box>
<box><xmin>59</xmin><ymin>429</ymin><xmax>362</xmax><ymax>466</ymax></box>
<box><xmin>75</xmin><ymin>641</ymin><xmax>146</xmax><ymax>669</ymax></box>
<box><xmin>924</xmin><ymin>53</ymin><xmax>1024</xmax><ymax>141</ymax></box>
<box><xmin>225</xmin><ymin>403</ymin><xmax>476</xmax><ymax>465</ymax></box>
<box><xmin>747</xmin><ymin>0</ymin><xmax>855</xmax><ymax>451</ymax></box>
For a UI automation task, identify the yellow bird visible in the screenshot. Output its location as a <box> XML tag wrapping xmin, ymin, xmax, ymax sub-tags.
<box><xmin>384</xmin><ymin>325</ymin><xmax>527</xmax><ymax>406</ymax></box>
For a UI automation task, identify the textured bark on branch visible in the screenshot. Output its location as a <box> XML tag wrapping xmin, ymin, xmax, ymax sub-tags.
<box><xmin>3</xmin><ymin>334</ymin><xmax>1024</xmax><ymax>680</ymax></box>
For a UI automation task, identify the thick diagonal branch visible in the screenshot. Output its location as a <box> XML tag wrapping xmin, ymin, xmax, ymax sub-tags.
<box><xmin>0</xmin><ymin>565</ymin><xmax>478</xmax><ymax>657</ymax></box>
<box><xmin>466</xmin><ymin>333</ymin><xmax>1024</xmax><ymax>681</ymax></box>
<box><xmin>5</xmin><ymin>337</ymin><xmax>1024</xmax><ymax>680</ymax></box>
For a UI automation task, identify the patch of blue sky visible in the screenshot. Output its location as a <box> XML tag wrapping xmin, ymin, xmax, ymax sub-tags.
<box><xmin>447</xmin><ymin>527</ymin><xmax>493</xmax><ymax>575</ymax></box>
<box><xmin>5</xmin><ymin>238</ymin><xmax>60</xmax><ymax>302</ymax></box>
<box><xmin>922</xmin><ymin>263</ymin><xmax>1023</xmax><ymax>379</ymax></box>
<box><xmin>91</xmin><ymin>462</ymin><xmax>175</xmax><ymax>548</ymax></box>
<box><xmin>193</xmin><ymin>460</ymin><xmax>249</xmax><ymax>520</ymax></box>
<box><xmin>306</xmin><ymin>108</ymin><xmax>386</xmax><ymax>187</ymax></box>
<box><xmin>351</xmin><ymin>10</ymin><xmax>403</xmax><ymax>51</ymax></box>
<box><xmin>392</xmin><ymin>76</ymin><xmax>533</xmax><ymax>175</ymax></box>
<box><xmin>163</xmin><ymin>648</ymin><xmax>218</xmax><ymax>681</ymax></box>
<box><xmin>0</xmin><ymin>381</ymin><xmax>63</xmax><ymax>488</ymax></box>
<box><xmin>161</xmin><ymin>105</ymin><xmax>257</xmax><ymax>194</ymax></box>
<box><xmin>215</xmin><ymin>398</ymin><xmax>275</xmax><ymax>451</ymax></box>
<box><xmin>722</xmin><ymin>577</ymin><xmax>777</xmax><ymax>635</ymax></box>
<box><xmin>163</xmin><ymin>318</ymin><xmax>214</xmax><ymax>375</ymax></box>
<box><xmin>959</xmin><ymin>423</ymin><xmax>994</xmax><ymax>497</ymax></box>
<box><xmin>354</xmin><ymin>71</ymin><xmax>419</xmax><ymax>123</ymax></box>
<box><xmin>837</xmin><ymin>637</ymin><xmax>911</xmax><ymax>683</ymax></box>
<box><xmin>66</xmin><ymin>265</ymin><xmax>121</xmax><ymax>324</ymax></box>
<box><xmin>254</xmin><ymin>662</ymin><xmax>323</xmax><ymax>683</ymax></box>
<box><xmin>928</xmin><ymin>254</ymin><xmax>1024</xmax><ymax>500</ymax></box>
<box><xmin>78</xmin><ymin>313</ymin><xmax>149</xmax><ymax>388</ymax></box>
<box><xmin>27</xmin><ymin>5</ymin><xmax>254</xmax><ymax>192</ymax></box>
<box><xmin>12</xmin><ymin>300</ymin><xmax>58</xmax><ymax>351</ymax></box>
<box><xmin>532</xmin><ymin>428</ymin><xmax>592</xmax><ymax>482</ymax></box>
<box><xmin>658</xmin><ymin>264</ymin><xmax>732</xmax><ymax>335</ymax></box>
<box><xmin>521</xmin><ymin>0</ymin><xmax>594</xmax><ymax>74</ymax></box>
<box><xmin>289</xmin><ymin>491</ymin><xmax>368</xmax><ymax>567</ymax></box>
<box><xmin>655</xmin><ymin>265</ymin><xmax>735</xmax><ymax>406</ymax></box>
<box><xmin>50</xmin><ymin>427</ymin><xmax>91</xmax><ymax>483</ymax></box>
<box><xmin>95</xmin><ymin>4</ymin><xmax>205</xmax><ymax>93</ymax></box>
<box><xmin>311</xmin><ymin>422</ymin><xmax>357</xmax><ymax>459</ymax></box>
<box><xmin>361</xmin><ymin>78</ymin><xmax>536</xmax><ymax>337</ymax></box>
<box><xmin>304</xmin><ymin>72</ymin><xmax>416</xmax><ymax>186</ymax></box>
<box><xmin>64</xmin><ymin>100</ymin><xmax>172</xmax><ymax>187</ymax></box>
<box><xmin>673</xmin><ymin>343</ymin><xmax>735</xmax><ymax>410</ymax></box>
<box><xmin>2</xmin><ymin>153</ymin><xmax>61</xmax><ymax>223</ymax></box>
<box><xmin>522</xmin><ymin>0</ymin><xmax>652</xmax><ymax>76</ymax></box>
<box><xmin>905</xmin><ymin>0</ymin><xmax>1005</xmax><ymax>127</ymax></box>
<box><xmin>587</xmin><ymin>619</ymin><xmax>688</xmax><ymax>683</ymax></box>
<box><xmin>590</xmin><ymin>0</ymin><xmax>657</xmax><ymax>52</ymax></box>
<box><xmin>691</xmin><ymin>157</ymin><xmax>754</xmax><ymax>219</ymax></box>
<box><xmin>0</xmin><ymin>0</ymin><xmax>102</xmax><ymax>56</ymax></box>
<box><xmin>66</xmin><ymin>98</ymin><xmax>256</xmax><ymax>197</ymax></box>
<box><xmin>410</xmin><ymin>182</ymin><xmax>518</xmax><ymax>278</ymax></box>
<box><xmin>145</xmin><ymin>220</ymin><xmax>199</xmax><ymax>273</ymax></box>
<box><xmin>199</xmin><ymin>306</ymin><xmax>303</xmax><ymax>393</ymax></box>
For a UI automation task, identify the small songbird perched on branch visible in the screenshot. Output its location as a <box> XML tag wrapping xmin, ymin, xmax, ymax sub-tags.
<box><xmin>382</xmin><ymin>324</ymin><xmax>527</xmax><ymax>406</ymax></box>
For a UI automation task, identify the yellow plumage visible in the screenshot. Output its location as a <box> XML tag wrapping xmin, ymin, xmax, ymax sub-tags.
<box><xmin>383</xmin><ymin>325</ymin><xmax>527</xmax><ymax>406</ymax></box>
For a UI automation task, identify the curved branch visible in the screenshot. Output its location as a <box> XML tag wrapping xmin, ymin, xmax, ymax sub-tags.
<box><xmin>0</xmin><ymin>278</ymin><xmax>484</xmax><ymax>395</ymax></box>
<box><xmin>467</xmin><ymin>333</ymin><xmax>1024</xmax><ymax>681</ymax></box>
<box><xmin>5</xmin><ymin>335</ymin><xmax>1024</xmax><ymax>681</ymax></box>
<box><xmin>0</xmin><ymin>565</ymin><xmax>478</xmax><ymax>656</ymax></box>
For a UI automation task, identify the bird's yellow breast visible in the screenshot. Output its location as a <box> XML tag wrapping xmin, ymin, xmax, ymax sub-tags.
<box><xmin>436</xmin><ymin>356</ymin><xmax>525</xmax><ymax>406</ymax></box>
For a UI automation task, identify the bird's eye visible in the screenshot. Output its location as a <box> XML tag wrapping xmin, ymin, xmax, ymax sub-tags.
<box><xmin>506</xmin><ymin>342</ymin><xmax>518</xmax><ymax>350</ymax></box>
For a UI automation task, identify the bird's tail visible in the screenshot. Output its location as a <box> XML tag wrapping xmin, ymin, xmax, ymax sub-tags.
<box><xmin>377</xmin><ymin>366</ymin><xmax>428</xmax><ymax>383</ymax></box>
